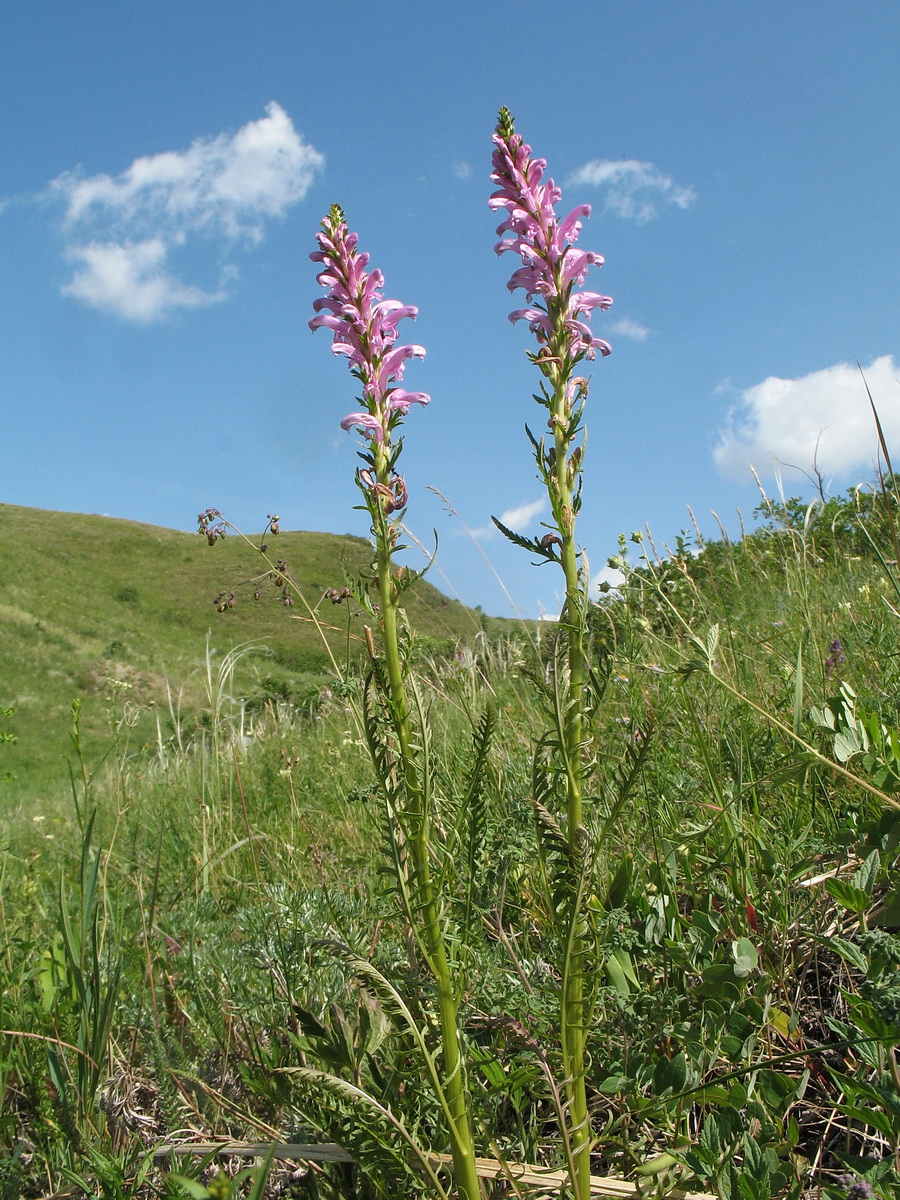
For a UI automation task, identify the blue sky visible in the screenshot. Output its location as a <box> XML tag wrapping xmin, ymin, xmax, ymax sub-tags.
<box><xmin>2</xmin><ymin>2</ymin><xmax>899</xmax><ymax>617</ymax></box>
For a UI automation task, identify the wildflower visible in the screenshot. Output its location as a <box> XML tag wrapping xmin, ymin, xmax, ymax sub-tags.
<box><xmin>824</xmin><ymin>638</ymin><xmax>847</xmax><ymax>678</ymax></box>
<box><xmin>310</xmin><ymin>205</ymin><xmax>430</xmax><ymax>444</ymax></box>
<box><xmin>490</xmin><ymin>108</ymin><xmax>612</xmax><ymax>372</ymax></box>
<box><xmin>836</xmin><ymin>1175</ymin><xmax>874</xmax><ymax>1200</ymax></box>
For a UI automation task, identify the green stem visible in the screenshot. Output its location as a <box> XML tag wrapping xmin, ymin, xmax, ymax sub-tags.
<box><xmin>551</xmin><ymin>391</ymin><xmax>591</xmax><ymax>1200</ymax></box>
<box><xmin>370</xmin><ymin>444</ymin><xmax>480</xmax><ymax>1200</ymax></box>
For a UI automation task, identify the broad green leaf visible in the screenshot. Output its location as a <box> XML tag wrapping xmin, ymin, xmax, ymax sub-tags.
<box><xmin>852</xmin><ymin>849</ymin><xmax>880</xmax><ymax>895</ymax></box>
<box><xmin>825</xmin><ymin>877</ymin><xmax>870</xmax><ymax>914</ymax></box>
<box><xmin>732</xmin><ymin>937</ymin><xmax>759</xmax><ymax>978</ymax></box>
<box><xmin>838</xmin><ymin>1104</ymin><xmax>897</xmax><ymax>1138</ymax></box>
<box><xmin>822</xmin><ymin>935</ymin><xmax>868</xmax><ymax>973</ymax></box>
<box><xmin>652</xmin><ymin>1051</ymin><xmax>687</xmax><ymax>1095</ymax></box>
<box><xmin>597</xmin><ymin>1074</ymin><xmax>633</xmax><ymax>1095</ymax></box>
<box><xmin>604</xmin><ymin>952</ymin><xmax>631</xmax><ymax>998</ymax></box>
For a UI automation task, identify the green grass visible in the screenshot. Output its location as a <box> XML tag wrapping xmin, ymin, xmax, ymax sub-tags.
<box><xmin>0</xmin><ymin>503</ymin><xmax>511</xmax><ymax>800</ymax></box>
<box><xmin>2</xmin><ymin>488</ymin><xmax>900</xmax><ymax>1198</ymax></box>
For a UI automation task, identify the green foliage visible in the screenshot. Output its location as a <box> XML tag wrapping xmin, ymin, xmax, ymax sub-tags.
<box><xmin>5</xmin><ymin>474</ymin><xmax>900</xmax><ymax>1195</ymax></box>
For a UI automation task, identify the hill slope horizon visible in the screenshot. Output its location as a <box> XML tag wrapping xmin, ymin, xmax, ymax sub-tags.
<box><xmin>0</xmin><ymin>502</ymin><xmax>513</xmax><ymax>797</ymax></box>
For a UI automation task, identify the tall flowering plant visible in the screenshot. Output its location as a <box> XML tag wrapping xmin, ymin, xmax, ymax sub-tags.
<box><xmin>491</xmin><ymin>108</ymin><xmax>612</xmax><ymax>1199</ymax></box>
<box><xmin>309</xmin><ymin>205</ymin><xmax>480</xmax><ymax>1200</ymax></box>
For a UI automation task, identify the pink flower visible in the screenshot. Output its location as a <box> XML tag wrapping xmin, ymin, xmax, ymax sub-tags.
<box><xmin>490</xmin><ymin>110</ymin><xmax>611</xmax><ymax>363</ymax></box>
<box><xmin>311</xmin><ymin>205</ymin><xmax>430</xmax><ymax>441</ymax></box>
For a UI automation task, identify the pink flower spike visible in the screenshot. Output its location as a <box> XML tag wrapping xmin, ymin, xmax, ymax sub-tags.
<box><xmin>491</xmin><ymin>109</ymin><xmax>611</xmax><ymax>366</ymax></box>
<box><xmin>311</xmin><ymin>204</ymin><xmax>429</xmax><ymax>442</ymax></box>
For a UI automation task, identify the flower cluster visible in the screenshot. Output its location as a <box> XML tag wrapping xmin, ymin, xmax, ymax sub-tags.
<box><xmin>837</xmin><ymin>1175</ymin><xmax>874</xmax><ymax>1200</ymax></box>
<box><xmin>197</xmin><ymin>507</ymin><xmax>227</xmax><ymax>545</ymax></box>
<box><xmin>310</xmin><ymin>204</ymin><xmax>429</xmax><ymax>444</ymax></box>
<box><xmin>490</xmin><ymin>108</ymin><xmax>612</xmax><ymax>365</ymax></box>
<box><xmin>824</xmin><ymin>637</ymin><xmax>847</xmax><ymax>678</ymax></box>
<box><xmin>324</xmin><ymin>586</ymin><xmax>352</xmax><ymax>605</ymax></box>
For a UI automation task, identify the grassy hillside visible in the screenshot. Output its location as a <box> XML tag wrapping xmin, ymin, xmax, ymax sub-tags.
<box><xmin>0</xmin><ymin>503</ymin><xmax>508</xmax><ymax>797</ymax></box>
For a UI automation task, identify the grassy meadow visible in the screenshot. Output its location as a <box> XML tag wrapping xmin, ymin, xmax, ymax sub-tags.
<box><xmin>1</xmin><ymin>489</ymin><xmax>900</xmax><ymax>1198</ymax></box>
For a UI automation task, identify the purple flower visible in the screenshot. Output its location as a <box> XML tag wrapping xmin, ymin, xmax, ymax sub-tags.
<box><xmin>490</xmin><ymin>109</ymin><xmax>612</xmax><ymax>364</ymax></box>
<box><xmin>310</xmin><ymin>205</ymin><xmax>430</xmax><ymax>442</ymax></box>
<box><xmin>836</xmin><ymin>1175</ymin><xmax>874</xmax><ymax>1200</ymax></box>
<box><xmin>824</xmin><ymin>637</ymin><xmax>847</xmax><ymax>678</ymax></box>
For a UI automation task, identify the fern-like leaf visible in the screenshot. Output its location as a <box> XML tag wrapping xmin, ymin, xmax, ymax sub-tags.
<box><xmin>491</xmin><ymin>517</ymin><xmax>559</xmax><ymax>564</ymax></box>
<box><xmin>282</xmin><ymin>1066</ymin><xmax>450</xmax><ymax>1200</ymax></box>
<box><xmin>311</xmin><ymin>941</ymin><xmax>467</xmax><ymax>1138</ymax></box>
<box><xmin>599</xmin><ymin>720</ymin><xmax>654</xmax><ymax>841</ymax></box>
<box><xmin>460</xmin><ymin>703</ymin><xmax>496</xmax><ymax>947</ymax></box>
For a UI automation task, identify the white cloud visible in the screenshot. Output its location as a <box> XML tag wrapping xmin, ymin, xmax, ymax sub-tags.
<box><xmin>62</xmin><ymin>239</ymin><xmax>230</xmax><ymax>322</ymax></box>
<box><xmin>610</xmin><ymin>317</ymin><xmax>650</xmax><ymax>341</ymax></box>
<box><xmin>498</xmin><ymin>498</ymin><xmax>546</xmax><ymax>531</ymax></box>
<box><xmin>714</xmin><ymin>355</ymin><xmax>900</xmax><ymax>482</ymax></box>
<box><xmin>452</xmin><ymin>161</ymin><xmax>472</xmax><ymax>179</ymax></box>
<box><xmin>568</xmin><ymin>159</ymin><xmax>695</xmax><ymax>224</ymax></box>
<box><xmin>472</xmin><ymin>497</ymin><xmax>546</xmax><ymax>539</ymax></box>
<box><xmin>50</xmin><ymin>103</ymin><xmax>323</xmax><ymax>321</ymax></box>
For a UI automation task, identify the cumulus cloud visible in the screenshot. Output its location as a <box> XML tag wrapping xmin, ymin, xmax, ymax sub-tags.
<box><xmin>61</xmin><ymin>239</ymin><xmax>234</xmax><ymax>321</ymax></box>
<box><xmin>50</xmin><ymin>103</ymin><xmax>323</xmax><ymax>321</ymax></box>
<box><xmin>498</xmin><ymin>498</ymin><xmax>546</xmax><ymax>531</ymax></box>
<box><xmin>609</xmin><ymin>317</ymin><xmax>650</xmax><ymax>341</ymax></box>
<box><xmin>568</xmin><ymin>159</ymin><xmax>695</xmax><ymax>224</ymax></box>
<box><xmin>472</xmin><ymin>497</ymin><xmax>546</xmax><ymax>539</ymax></box>
<box><xmin>714</xmin><ymin>355</ymin><xmax>900</xmax><ymax>482</ymax></box>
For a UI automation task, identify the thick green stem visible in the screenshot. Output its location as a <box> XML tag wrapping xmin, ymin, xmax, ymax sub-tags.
<box><xmin>370</xmin><ymin>444</ymin><xmax>480</xmax><ymax>1200</ymax></box>
<box><xmin>551</xmin><ymin>396</ymin><xmax>591</xmax><ymax>1200</ymax></box>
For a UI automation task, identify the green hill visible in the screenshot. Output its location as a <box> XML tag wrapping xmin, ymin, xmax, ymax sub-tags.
<box><xmin>0</xmin><ymin>503</ymin><xmax>506</xmax><ymax>796</ymax></box>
